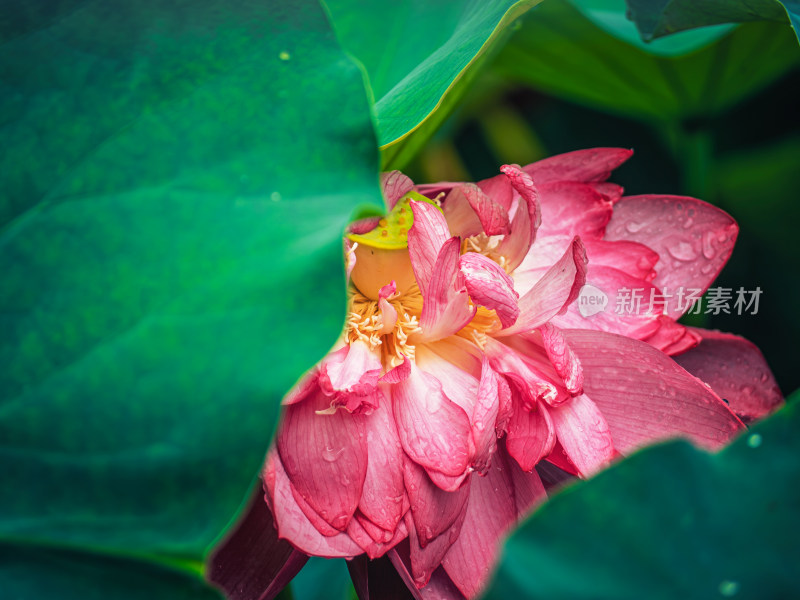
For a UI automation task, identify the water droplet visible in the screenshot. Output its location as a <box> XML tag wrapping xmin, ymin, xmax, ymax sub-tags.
<box><xmin>702</xmin><ymin>231</ymin><xmax>717</xmax><ymax>260</ymax></box>
<box><xmin>279</xmin><ymin>50</ymin><xmax>291</xmax><ymax>61</ymax></box>
<box><xmin>625</xmin><ymin>221</ymin><xmax>647</xmax><ymax>234</ymax></box>
<box><xmin>322</xmin><ymin>445</ymin><xmax>345</xmax><ymax>462</ymax></box>
<box><xmin>667</xmin><ymin>240</ymin><xmax>698</xmax><ymax>261</ymax></box>
<box><xmin>747</xmin><ymin>434</ymin><xmax>762</xmax><ymax>448</ymax></box>
<box><xmin>719</xmin><ymin>580</ymin><xmax>740</xmax><ymax>596</ymax></box>
<box><xmin>683</xmin><ymin>217</ymin><xmax>694</xmax><ymax>229</ymax></box>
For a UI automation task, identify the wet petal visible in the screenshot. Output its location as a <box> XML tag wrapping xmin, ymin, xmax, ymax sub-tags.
<box><xmin>505</xmin><ymin>383</ymin><xmax>556</xmax><ymax>472</ymax></box>
<box><xmin>460</xmin><ymin>252</ymin><xmax>520</xmax><ymax>328</ymax></box>
<box><xmin>409</xmin><ymin>200</ymin><xmax>452</xmax><ymax>298</ymax></box>
<box><xmin>523</xmin><ymin>147</ymin><xmax>633</xmax><ymax>184</ymax></box>
<box><xmin>501</xmin><ymin>236</ymin><xmax>587</xmax><ymax>335</ymax></box>
<box><xmin>547</xmin><ymin>394</ymin><xmax>615</xmax><ymax>477</ymax></box>
<box><xmin>276</xmin><ymin>389</ymin><xmax>368</xmax><ymax>532</ymax></box>
<box><xmin>320</xmin><ymin>340</ymin><xmax>382</xmax><ymax>397</ymax></box>
<box><xmin>471</xmin><ymin>357</ymin><xmax>502</xmax><ymax>473</ymax></box>
<box><xmin>404</xmin><ymin>459</ymin><xmax>471</xmax><ymax>546</ymax></box>
<box><xmin>496</xmin><ymin>165</ymin><xmax>541</xmax><ymax>271</ymax></box>
<box><xmin>562</xmin><ymin>329</ymin><xmax>745</xmax><ymax>451</ymax></box>
<box><xmin>358</xmin><ymin>394</ymin><xmax>407</xmax><ymax>533</ymax></box>
<box><xmin>442</xmin><ymin>458</ymin><xmax>516</xmax><ymax>599</ymax></box>
<box><xmin>536</xmin><ymin>181</ymin><xmax>613</xmax><ymax>240</ymax></box>
<box><xmin>392</xmin><ymin>362</ymin><xmax>471</xmax><ymax>477</ymax></box>
<box><xmin>673</xmin><ymin>328</ymin><xmax>783</xmax><ymax>423</ymax></box>
<box><xmin>263</xmin><ymin>452</ymin><xmax>362</xmax><ymax>558</ymax></box>
<box><xmin>418</xmin><ymin>238</ymin><xmax>476</xmax><ymax>342</ymax></box>
<box><xmin>605</xmin><ymin>194</ymin><xmax>738</xmax><ymax>318</ymax></box>
<box><xmin>540</xmin><ymin>323</ymin><xmax>583</xmax><ymax>395</ymax></box>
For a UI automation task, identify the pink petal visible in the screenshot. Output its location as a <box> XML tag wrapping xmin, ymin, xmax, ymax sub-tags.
<box><xmin>460</xmin><ymin>252</ymin><xmax>520</xmax><ymax>328</ymax></box>
<box><xmin>442</xmin><ymin>457</ymin><xmax>516</xmax><ymax>599</ymax></box>
<box><xmin>441</xmin><ymin>184</ymin><xmax>485</xmax><ymax>238</ymax></box>
<box><xmin>460</xmin><ymin>183</ymin><xmax>511</xmax><ymax>236</ymax></box>
<box><xmin>550</xmin><ymin>264</ymin><xmax>664</xmax><ymax>341</ymax></box>
<box><xmin>508</xmin><ymin>449</ymin><xmax>548</xmax><ymax>514</ymax></box>
<box><xmin>523</xmin><ymin>147</ymin><xmax>633</xmax><ymax>184</ymax></box>
<box><xmin>501</xmin><ymin>236</ymin><xmax>587</xmax><ymax>335</ymax></box>
<box><xmin>587</xmin><ymin>182</ymin><xmax>624</xmax><ymax>204</ymax></box>
<box><xmin>392</xmin><ymin>361</ymin><xmax>471</xmax><ymax>477</ymax></box>
<box><xmin>673</xmin><ymin>328</ymin><xmax>783</xmax><ymax>423</ymax></box>
<box><xmin>208</xmin><ymin>489</ymin><xmax>309</xmax><ymax>600</ymax></box>
<box><xmin>496</xmin><ymin>165</ymin><xmax>542</xmax><ymax>271</ymax></box>
<box><xmin>276</xmin><ymin>389</ymin><xmax>368</xmax><ymax>532</ymax></box>
<box><xmin>406</xmin><ymin>509</ymin><xmax>468</xmax><ymax>589</ymax></box>
<box><xmin>381</xmin><ymin>354</ymin><xmax>412</xmax><ymax>384</ymax></box>
<box><xmin>505</xmin><ymin>385</ymin><xmax>556</xmax><ymax>472</ymax></box>
<box><xmin>605</xmin><ymin>195</ymin><xmax>738</xmax><ymax>318</ymax></box>
<box><xmin>539</xmin><ymin>323</ymin><xmax>583</xmax><ymax>395</ymax></box>
<box><xmin>319</xmin><ymin>340</ymin><xmax>381</xmax><ymax>398</ymax></box>
<box><xmin>347</xmin><ymin>513</ymin><xmax>408</xmax><ymax>560</ymax></box>
<box><xmin>358</xmin><ymin>394</ymin><xmax>407</xmax><ymax>533</ymax></box>
<box><xmin>562</xmin><ymin>329</ymin><xmax>745</xmax><ymax>451</ymax></box>
<box><xmin>404</xmin><ymin>459</ymin><xmax>471</xmax><ymax>546</ymax></box>
<box><xmin>643</xmin><ymin>315</ymin><xmax>701</xmax><ymax>355</ymax></box>
<box><xmin>409</xmin><ymin>200</ymin><xmax>452</xmax><ymax>298</ymax></box>
<box><xmin>382</xmin><ymin>171</ymin><xmax>415</xmax><ymax>209</ymax></box>
<box><xmin>583</xmin><ymin>239</ymin><xmax>659</xmax><ymax>281</ymax></box>
<box><xmin>547</xmin><ymin>394</ymin><xmax>615</xmax><ymax>477</ymax></box>
<box><xmin>470</xmin><ymin>357</ymin><xmax>502</xmax><ymax>473</ymax></box>
<box><xmin>263</xmin><ymin>452</ymin><xmax>363</xmax><ymax>558</ymax></box>
<box><xmin>536</xmin><ymin>181</ymin><xmax>613</xmax><ymax>240</ymax></box>
<box><xmin>477</xmin><ymin>172</ymin><xmax>514</xmax><ymax>212</ymax></box>
<box><xmin>418</xmin><ymin>237</ymin><xmax>476</xmax><ymax>343</ymax></box>
<box><xmin>415</xmin><ymin>342</ymin><xmax>481</xmax><ymax>418</ymax></box>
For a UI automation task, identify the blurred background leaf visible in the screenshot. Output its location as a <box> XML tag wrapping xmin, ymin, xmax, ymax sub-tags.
<box><xmin>324</xmin><ymin>0</ymin><xmax>541</xmax><ymax>168</ymax></box>
<box><xmin>484</xmin><ymin>391</ymin><xmax>800</xmax><ymax>599</ymax></box>
<box><xmin>0</xmin><ymin>0</ymin><xmax>383</xmax><ymax>595</ymax></box>
<box><xmin>625</xmin><ymin>0</ymin><xmax>800</xmax><ymax>43</ymax></box>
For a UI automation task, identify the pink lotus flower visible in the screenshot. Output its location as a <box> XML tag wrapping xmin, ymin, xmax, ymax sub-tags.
<box><xmin>210</xmin><ymin>148</ymin><xmax>782</xmax><ymax>600</ymax></box>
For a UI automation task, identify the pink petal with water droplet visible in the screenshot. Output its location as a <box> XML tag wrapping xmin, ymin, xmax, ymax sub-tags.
<box><xmin>382</xmin><ymin>171</ymin><xmax>415</xmax><ymax>209</ymax></box>
<box><xmin>460</xmin><ymin>252</ymin><xmax>519</xmax><ymax>328</ymax></box>
<box><xmin>358</xmin><ymin>394</ymin><xmax>407</xmax><ymax>533</ymax></box>
<box><xmin>505</xmin><ymin>384</ymin><xmax>556</xmax><ymax>472</ymax></box>
<box><xmin>643</xmin><ymin>315</ymin><xmax>701</xmax><ymax>355</ymax></box>
<box><xmin>674</xmin><ymin>328</ymin><xmax>783</xmax><ymax>423</ymax></box>
<box><xmin>442</xmin><ymin>456</ymin><xmax>516</xmax><ymax>599</ymax></box>
<box><xmin>406</xmin><ymin>509</ymin><xmax>468</xmax><ymax>590</ymax></box>
<box><xmin>347</xmin><ymin>513</ymin><xmax>408</xmax><ymax>559</ymax></box>
<box><xmin>496</xmin><ymin>165</ymin><xmax>542</xmax><ymax>272</ymax></box>
<box><xmin>536</xmin><ymin>181</ymin><xmax>613</xmax><ymax>240</ymax></box>
<box><xmin>523</xmin><ymin>147</ymin><xmax>633</xmax><ymax>183</ymax></box>
<box><xmin>418</xmin><ymin>238</ymin><xmax>476</xmax><ymax>343</ymax></box>
<box><xmin>263</xmin><ymin>452</ymin><xmax>363</xmax><ymax>558</ymax></box>
<box><xmin>276</xmin><ymin>389</ymin><xmax>368</xmax><ymax>532</ymax></box>
<box><xmin>605</xmin><ymin>195</ymin><xmax>738</xmax><ymax>318</ymax></box>
<box><xmin>547</xmin><ymin>394</ymin><xmax>615</xmax><ymax>477</ymax></box>
<box><xmin>404</xmin><ymin>459</ymin><xmax>471</xmax><ymax>547</ymax></box>
<box><xmin>409</xmin><ymin>201</ymin><xmax>452</xmax><ymax>298</ymax></box>
<box><xmin>392</xmin><ymin>362</ymin><xmax>471</xmax><ymax>478</ymax></box>
<box><xmin>540</xmin><ymin>323</ymin><xmax>583</xmax><ymax>395</ymax></box>
<box><xmin>501</xmin><ymin>237</ymin><xmax>587</xmax><ymax>335</ymax></box>
<box><xmin>562</xmin><ymin>329</ymin><xmax>745</xmax><ymax>451</ymax></box>
<box><xmin>470</xmin><ymin>357</ymin><xmax>502</xmax><ymax>473</ymax></box>
<box><xmin>583</xmin><ymin>239</ymin><xmax>659</xmax><ymax>281</ymax></box>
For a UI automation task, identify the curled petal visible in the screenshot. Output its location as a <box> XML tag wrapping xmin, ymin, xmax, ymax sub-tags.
<box><xmin>536</xmin><ymin>181</ymin><xmax>613</xmax><ymax>240</ymax></box>
<box><xmin>460</xmin><ymin>252</ymin><xmax>519</xmax><ymax>328</ymax></box>
<box><xmin>471</xmin><ymin>357</ymin><xmax>502</xmax><ymax>473</ymax></box>
<box><xmin>540</xmin><ymin>323</ymin><xmax>583</xmax><ymax>396</ymax></box>
<box><xmin>496</xmin><ymin>165</ymin><xmax>542</xmax><ymax>271</ymax></box>
<box><xmin>505</xmin><ymin>391</ymin><xmax>556</xmax><ymax>472</ymax></box>
<box><xmin>382</xmin><ymin>171</ymin><xmax>415</xmax><ymax>209</ymax></box>
<box><xmin>523</xmin><ymin>147</ymin><xmax>633</xmax><ymax>184</ymax></box>
<box><xmin>404</xmin><ymin>459</ymin><xmax>471</xmax><ymax>547</ymax></box>
<box><xmin>501</xmin><ymin>236</ymin><xmax>587</xmax><ymax>335</ymax></box>
<box><xmin>320</xmin><ymin>340</ymin><xmax>381</xmax><ymax>399</ymax></box>
<box><xmin>444</xmin><ymin>183</ymin><xmax>510</xmax><ymax>237</ymax></box>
